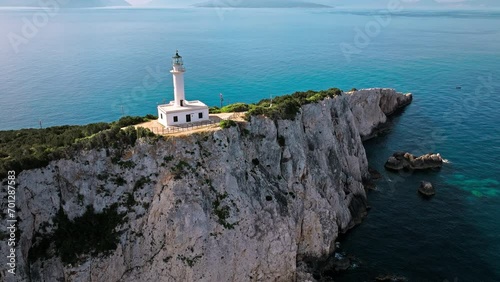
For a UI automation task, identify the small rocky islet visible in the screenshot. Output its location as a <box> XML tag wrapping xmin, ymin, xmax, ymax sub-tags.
<box><xmin>383</xmin><ymin>152</ymin><xmax>444</xmax><ymax>197</ymax></box>
<box><xmin>418</xmin><ymin>181</ymin><xmax>436</xmax><ymax>197</ymax></box>
<box><xmin>384</xmin><ymin>152</ymin><xmax>444</xmax><ymax>171</ymax></box>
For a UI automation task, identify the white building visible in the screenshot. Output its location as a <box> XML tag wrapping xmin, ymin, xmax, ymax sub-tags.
<box><xmin>157</xmin><ymin>51</ymin><xmax>209</xmax><ymax>127</ymax></box>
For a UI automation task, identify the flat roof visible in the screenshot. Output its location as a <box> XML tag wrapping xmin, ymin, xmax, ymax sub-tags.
<box><xmin>158</xmin><ymin>100</ymin><xmax>209</xmax><ymax>114</ymax></box>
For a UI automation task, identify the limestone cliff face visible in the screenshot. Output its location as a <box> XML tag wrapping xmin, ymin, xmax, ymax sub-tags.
<box><xmin>0</xmin><ymin>88</ymin><xmax>411</xmax><ymax>282</ymax></box>
<box><xmin>347</xmin><ymin>88</ymin><xmax>412</xmax><ymax>140</ymax></box>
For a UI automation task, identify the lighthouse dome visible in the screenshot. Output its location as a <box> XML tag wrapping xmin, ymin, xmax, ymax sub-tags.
<box><xmin>172</xmin><ymin>50</ymin><xmax>183</xmax><ymax>66</ymax></box>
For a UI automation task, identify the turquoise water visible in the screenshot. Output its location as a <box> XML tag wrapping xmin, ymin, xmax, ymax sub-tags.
<box><xmin>1</xmin><ymin>8</ymin><xmax>499</xmax><ymax>280</ymax></box>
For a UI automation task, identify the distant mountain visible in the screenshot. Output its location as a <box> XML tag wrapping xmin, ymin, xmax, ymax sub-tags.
<box><xmin>322</xmin><ymin>0</ymin><xmax>500</xmax><ymax>9</ymax></box>
<box><xmin>0</xmin><ymin>0</ymin><xmax>38</xmax><ymax>6</ymax></box>
<box><xmin>0</xmin><ymin>0</ymin><xmax>130</xmax><ymax>7</ymax></box>
<box><xmin>127</xmin><ymin>0</ymin><xmax>500</xmax><ymax>9</ymax></box>
<box><xmin>194</xmin><ymin>0</ymin><xmax>331</xmax><ymax>8</ymax></box>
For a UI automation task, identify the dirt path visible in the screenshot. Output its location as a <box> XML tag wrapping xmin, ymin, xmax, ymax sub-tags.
<box><xmin>134</xmin><ymin>112</ymin><xmax>247</xmax><ymax>136</ymax></box>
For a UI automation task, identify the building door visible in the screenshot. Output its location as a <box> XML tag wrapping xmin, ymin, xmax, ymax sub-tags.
<box><xmin>186</xmin><ymin>114</ymin><xmax>191</xmax><ymax>122</ymax></box>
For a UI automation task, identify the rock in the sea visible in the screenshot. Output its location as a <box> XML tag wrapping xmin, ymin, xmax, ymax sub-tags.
<box><xmin>418</xmin><ymin>181</ymin><xmax>436</xmax><ymax>196</ymax></box>
<box><xmin>384</xmin><ymin>152</ymin><xmax>443</xmax><ymax>171</ymax></box>
<box><xmin>369</xmin><ymin>167</ymin><xmax>382</xmax><ymax>180</ymax></box>
<box><xmin>334</xmin><ymin>257</ymin><xmax>351</xmax><ymax>272</ymax></box>
<box><xmin>363</xmin><ymin>167</ymin><xmax>382</xmax><ymax>190</ymax></box>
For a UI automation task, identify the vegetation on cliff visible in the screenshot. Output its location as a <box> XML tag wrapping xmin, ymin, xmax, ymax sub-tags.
<box><xmin>210</xmin><ymin>88</ymin><xmax>342</xmax><ymax>120</ymax></box>
<box><xmin>219</xmin><ymin>120</ymin><xmax>237</xmax><ymax>129</ymax></box>
<box><xmin>28</xmin><ymin>204</ymin><xmax>125</xmax><ymax>265</ymax></box>
<box><xmin>0</xmin><ymin>87</ymin><xmax>344</xmax><ymax>179</ymax></box>
<box><xmin>0</xmin><ymin>115</ymin><xmax>157</xmax><ymax>179</ymax></box>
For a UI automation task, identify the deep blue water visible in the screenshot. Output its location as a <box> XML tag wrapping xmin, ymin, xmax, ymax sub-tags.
<box><xmin>1</xmin><ymin>8</ymin><xmax>499</xmax><ymax>281</ymax></box>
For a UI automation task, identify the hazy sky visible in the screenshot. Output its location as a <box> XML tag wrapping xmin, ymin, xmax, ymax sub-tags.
<box><xmin>1</xmin><ymin>0</ymin><xmax>497</xmax><ymax>8</ymax></box>
<box><xmin>124</xmin><ymin>0</ymin><xmax>500</xmax><ymax>8</ymax></box>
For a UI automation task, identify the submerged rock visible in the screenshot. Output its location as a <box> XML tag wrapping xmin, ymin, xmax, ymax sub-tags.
<box><xmin>364</xmin><ymin>167</ymin><xmax>383</xmax><ymax>190</ymax></box>
<box><xmin>418</xmin><ymin>181</ymin><xmax>436</xmax><ymax>196</ymax></box>
<box><xmin>334</xmin><ymin>257</ymin><xmax>351</xmax><ymax>272</ymax></box>
<box><xmin>302</xmin><ymin>251</ymin><xmax>362</xmax><ymax>280</ymax></box>
<box><xmin>384</xmin><ymin>152</ymin><xmax>443</xmax><ymax>171</ymax></box>
<box><xmin>368</xmin><ymin>167</ymin><xmax>383</xmax><ymax>180</ymax></box>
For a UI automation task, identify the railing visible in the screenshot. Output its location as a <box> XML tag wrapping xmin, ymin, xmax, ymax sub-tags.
<box><xmin>148</xmin><ymin>120</ymin><xmax>217</xmax><ymax>135</ymax></box>
<box><xmin>146</xmin><ymin>112</ymin><xmax>247</xmax><ymax>136</ymax></box>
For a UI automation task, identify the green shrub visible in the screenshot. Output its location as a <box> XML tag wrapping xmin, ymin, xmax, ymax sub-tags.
<box><xmin>306</xmin><ymin>93</ymin><xmax>325</xmax><ymax>103</ymax></box>
<box><xmin>0</xmin><ymin>115</ymin><xmax>158</xmax><ymax>179</ymax></box>
<box><xmin>161</xmin><ymin>155</ymin><xmax>174</xmax><ymax>166</ymax></box>
<box><xmin>177</xmin><ymin>254</ymin><xmax>203</xmax><ymax>267</ymax></box>
<box><xmin>209</xmin><ymin>106</ymin><xmax>221</xmax><ymax>114</ymax></box>
<box><xmin>220</xmin><ymin>103</ymin><xmax>249</xmax><ymax>113</ymax></box>
<box><xmin>125</xmin><ymin>193</ymin><xmax>136</xmax><ymax>208</ymax></box>
<box><xmin>117</xmin><ymin>160</ymin><xmax>135</xmax><ymax>169</ymax></box>
<box><xmin>210</xmin><ymin>103</ymin><xmax>250</xmax><ymax>114</ymax></box>
<box><xmin>28</xmin><ymin>204</ymin><xmax>124</xmax><ymax>265</ymax></box>
<box><xmin>112</xmin><ymin>176</ymin><xmax>126</xmax><ymax>186</ymax></box>
<box><xmin>245</xmin><ymin>88</ymin><xmax>342</xmax><ymax>121</ymax></box>
<box><xmin>212</xmin><ymin>192</ymin><xmax>237</xmax><ymax>229</ymax></box>
<box><xmin>97</xmin><ymin>173</ymin><xmax>108</xmax><ymax>181</ymax></box>
<box><xmin>136</xmin><ymin>127</ymin><xmax>156</xmax><ymax>139</ymax></box>
<box><xmin>133</xmin><ymin>176</ymin><xmax>151</xmax><ymax>191</ymax></box>
<box><xmin>115</xmin><ymin>116</ymin><xmax>147</xmax><ymax>128</ymax></box>
<box><xmin>171</xmin><ymin>161</ymin><xmax>192</xmax><ymax>180</ymax></box>
<box><xmin>220</xmin><ymin>120</ymin><xmax>237</xmax><ymax>129</ymax></box>
<box><xmin>241</xmin><ymin>128</ymin><xmax>250</xmax><ymax>136</ymax></box>
<box><xmin>0</xmin><ymin>122</ymin><xmax>109</xmax><ymax>179</ymax></box>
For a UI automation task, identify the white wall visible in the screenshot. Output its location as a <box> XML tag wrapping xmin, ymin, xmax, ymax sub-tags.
<box><xmin>158</xmin><ymin>108</ymin><xmax>209</xmax><ymax>127</ymax></box>
<box><xmin>172</xmin><ymin>72</ymin><xmax>185</xmax><ymax>107</ymax></box>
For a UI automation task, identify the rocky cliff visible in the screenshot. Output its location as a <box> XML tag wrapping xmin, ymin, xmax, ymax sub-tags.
<box><xmin>348</xmin><ymin>88</ymin><xmax>412</xmax><ymax>140</ymax></box>
<box><xmin>0</xmin><ymin>88</ymin><xmax>411</xmax><ymax>282</ymax></box>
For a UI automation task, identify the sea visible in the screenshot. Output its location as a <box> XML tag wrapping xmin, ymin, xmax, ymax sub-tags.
<box><xmin>0</xmin><ymin>7</ymin><xmax>499</xmax><ymax>281</ymax></box>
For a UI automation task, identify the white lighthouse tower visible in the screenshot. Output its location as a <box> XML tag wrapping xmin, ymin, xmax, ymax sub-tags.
<box><xmin>157</xmin><ymin>50</ymin><xmax>209</xmax><ymax>127</ymax></box>
<box><xmin>171</xmin><ymin>50</ymin><xmax>186</xmax><ymax>107</ymax></box>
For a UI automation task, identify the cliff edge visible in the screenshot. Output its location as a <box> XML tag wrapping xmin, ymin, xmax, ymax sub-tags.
<box><xmin>0</xmin><ymin>88</ymin><xmax>411</xmax><ymax>282</ymax></box>
<box><xmin>347</xmin><ymin>88</ymin><xmax>413</xmax><ymax>140</ymax></box>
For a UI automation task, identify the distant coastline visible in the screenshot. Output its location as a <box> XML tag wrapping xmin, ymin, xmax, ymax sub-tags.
<box><xmin>193</xmin><ymin>1</ymin><xmax>332</xmax><ymax>9</ymax></box>
<box><xmin>0</xmin><ymin>0</ymin><xmax>332</xmax><ymax>9</ymax></box>
<box><xmin>0</xmin><ymin>0</ymin><xmax>130</xmax><ymax>8</ymax></box>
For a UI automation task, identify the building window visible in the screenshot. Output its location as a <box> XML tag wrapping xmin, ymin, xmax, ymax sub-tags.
<box><xmin>198</xmin><ymin>112</ymin><xmax>203</xmax><ymax>119</ymax></box>
<box><xmin>160</xmin><ymin>113</ymin><xmax>163</xmax><ymax>119</ymax></box>
<box><xmin>173</xmin><ymin>116</ymin><xmax>178</xmax><ymax>122</ymax></box>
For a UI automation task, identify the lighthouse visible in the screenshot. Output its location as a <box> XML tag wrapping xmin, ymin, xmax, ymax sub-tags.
<box><xmin>157</xmin><ymin>50</ymin><xmax>209</xmax><ymax>127</ymax></box>
<box><xmin>171</xmin><ymin>50</ymin><xmax>186</xmax><ymax>107</ymax></box>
